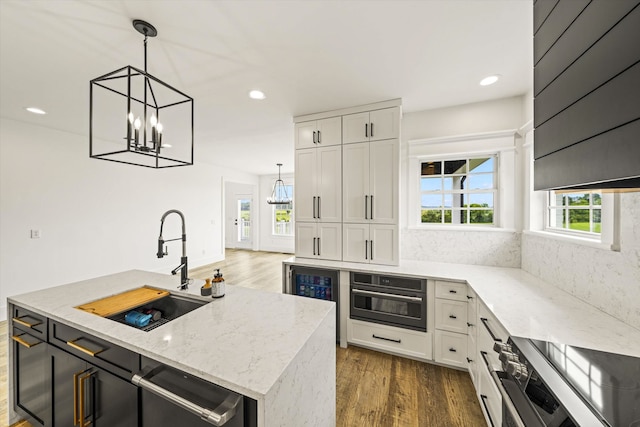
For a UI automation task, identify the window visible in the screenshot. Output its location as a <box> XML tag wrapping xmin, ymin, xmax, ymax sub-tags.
<box><xmin>272</xmin><ymin>184</ymin><xmax>293</xmax><ymax>236</ymax></box>
<box><xmin>419</xmin><ymin>156</ymin><xmax>496</xmax><ymax>225</ymax></box>
<box><xmin>548</xmin><ymin>191</ymin><xmax>602</xmax><ymax>236</ymax></box>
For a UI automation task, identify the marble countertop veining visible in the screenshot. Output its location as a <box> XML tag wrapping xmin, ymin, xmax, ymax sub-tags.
<box><xmin>7</xmin><ymin>269</ymin><xmax>335</xmax><ymax>400</ymax></box>
<box><xmin>284</xmin><ymin>256</ymin><xmax>640</xmax><ymax>358</ymax></box>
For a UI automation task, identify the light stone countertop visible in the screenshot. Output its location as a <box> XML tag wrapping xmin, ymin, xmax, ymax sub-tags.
<box><xmin>283</xmin><ymin>256</ymin><xmax>640</xmax><ymax>358</ymax></box>
<box><xmin>7</xmin><ymin>269</ymin><xmax>335</xmax><ymax>401</ymax></box>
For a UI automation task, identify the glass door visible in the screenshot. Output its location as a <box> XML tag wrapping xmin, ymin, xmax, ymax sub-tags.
<box><xmin>235</xmin><ymin>196</ymin><xmax>252</xmax><ymax>249</ymax></box>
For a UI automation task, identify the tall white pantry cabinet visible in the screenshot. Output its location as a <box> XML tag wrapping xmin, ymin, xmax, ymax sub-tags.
<box><xmin>293</xmin><ymin>100</ymin><xmax>401</xmax><ymax>265</ymax></box>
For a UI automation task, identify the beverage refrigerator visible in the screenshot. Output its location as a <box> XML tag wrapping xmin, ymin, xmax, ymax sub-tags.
<box><xmin>288</xmin><ymin>266</ymin><xmax>339</xmax><ymax>342</ymax></box>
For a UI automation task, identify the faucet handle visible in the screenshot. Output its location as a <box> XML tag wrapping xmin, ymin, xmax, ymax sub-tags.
<box><xmin>163</xmin><ymin>246</ymin><xmax>168</xmax><ymax>256</ymax></box>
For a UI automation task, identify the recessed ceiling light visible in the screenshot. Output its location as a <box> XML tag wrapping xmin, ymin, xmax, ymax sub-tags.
<box><xmin>249</xmin><ymin>90</ymin><xmax>266</xmax><ymax>100</ymax></box>
<box><xmin>26</xmin><ymin>107</ymin><xmax>47</xmax><ymax>115</ymax></box>
<box><xmin>480</xmin><ymin>75</ymin><xmax>500</xmax><ymax>86</ymax></box>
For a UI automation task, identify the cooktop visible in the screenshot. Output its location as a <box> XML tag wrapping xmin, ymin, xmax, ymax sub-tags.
<box><xmin>529</xmin><ymin>339</ymin><xmax>640</xmax><ymax>427</ymax></box>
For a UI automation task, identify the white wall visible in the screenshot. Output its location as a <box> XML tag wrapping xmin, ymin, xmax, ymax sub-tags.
<box><xmin>0</xmin><ymin>118</ymin><xmax>258</xmax><ymax>320</ymax></box>
<box><xmin>258</xmin><ymin>173</ymin><xmax>295</xmax><ymax>253</ymax></box>
<box><xmin>399</xmin><ymin>96</ymin><xmax>526</xmax><ymax>267</ymax></box>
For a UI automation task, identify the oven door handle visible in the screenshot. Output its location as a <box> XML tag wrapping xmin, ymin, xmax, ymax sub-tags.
<box><xmin>351</xmin><ymin>288</ymin><xmax>423</xmax><ymax>302</ymax></box>
<box><xmin>490</xmin><ymin>370</ymin><xmax>527</xmax><ymax>427</ymax></box>
<box><xmin>132</xmin><ymin>366</ymin><xmax>242</xmax><ymax>426</ymax></box>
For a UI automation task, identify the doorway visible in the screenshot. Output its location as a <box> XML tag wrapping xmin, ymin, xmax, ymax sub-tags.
<box><xmin>224</xmin><ymin>182</ymin><xmax>256</xmax><ymax>250</ymax></box>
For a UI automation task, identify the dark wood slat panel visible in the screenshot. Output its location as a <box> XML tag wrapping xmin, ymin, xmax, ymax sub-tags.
<box><xmin>534</xmin><ymin>0</ymin><xmax>560</xmax><ymax>35</ymax></box>
<box><xmin>534</xmin><ymin>0</ymin><xmax>639</xmax><ymax>96</ymax></box>
<box><xmin>534</xmin><ymin>119</ymin><xmax>640</xmax><ymax>190</ymax></box>
<box><xmin>534</xmin><ymin>0</ymin><xmax>590</xmax><ymax>64</ymax></box>
<box><xmin>534</xmin><ymin>62</ymin><xmax>640</xmax><ymax>159</ymax></box>
<box><xmin>534</xmin><ymin>6</ymin><xmax>640</xmax><ymax>127</ymax></box>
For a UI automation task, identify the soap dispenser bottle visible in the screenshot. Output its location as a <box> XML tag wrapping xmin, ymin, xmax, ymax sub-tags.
<box><xmin>212</xmin><ymin>268</ymin><xmax>225</xmax><ymax>298</ymax></box>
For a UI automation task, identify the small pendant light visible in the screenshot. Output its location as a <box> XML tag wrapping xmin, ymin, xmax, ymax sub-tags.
<box><xmin>267</xmin><ymin>163</ymin><xmax>292</xmax><ymax>205</ymax></box>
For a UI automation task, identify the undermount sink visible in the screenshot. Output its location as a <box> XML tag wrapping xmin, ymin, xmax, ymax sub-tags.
<box><xmin>107</xmin><ymin>292</ymin><xmax>211</xmax><ymax>332</ymax></box>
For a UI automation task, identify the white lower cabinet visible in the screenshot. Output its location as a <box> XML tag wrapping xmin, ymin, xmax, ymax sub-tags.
<box><xmin>478</xmin><ymin>359</ymin><xmax>502</xmax><ymax>427</ymax></box>
<box><xmin>342</xmin><ymin>223</ymin><xmax>398</xmax><ymax>265</ymax></box>
<box><xmin>295</xmin><ymin>222</ymin><xmax>341</xmax><ymax>261</ymax></box>
<box><xmin>347</xmin><ymin>319</ymin><xmax>432</xmax><ymax>361</ymax></box>
<box><xmin>434</xmin><ymin>281</ymin><xmax>469</xmax><ymax>369</ymax></box>
<box><xmin>434</xmin><ymin>330</ymin><xmax>468</xmax><ymax>368</ymax></box>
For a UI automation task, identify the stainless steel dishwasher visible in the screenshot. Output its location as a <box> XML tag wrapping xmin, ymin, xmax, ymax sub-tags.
<box><xmin>132</xmin><ymin>356</ymin><xmax>257</xmax><ymax>427</ymax></box>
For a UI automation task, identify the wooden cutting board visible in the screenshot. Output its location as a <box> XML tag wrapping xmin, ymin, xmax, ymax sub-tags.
<box><xmin>75</xmin><ymin>286</ymin><xmax>169</xmax><ymax>317</ymax></box>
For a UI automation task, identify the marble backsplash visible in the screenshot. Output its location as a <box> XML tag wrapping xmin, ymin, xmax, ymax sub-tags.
<box><xmin>401</xmin><ymin>229</ymin><xmax>521</xmax><ymax>267</ymax></box>
<box><xmin>521</xmin><ymin>193</ymin><xmax>640</xmax><ymax>331</ymax></box>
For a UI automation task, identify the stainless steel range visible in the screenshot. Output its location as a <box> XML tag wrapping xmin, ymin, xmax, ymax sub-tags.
<box><xmin>492</xmin><ymin>336</ymin><xmax>640</xmax><ymax>427</ymax></box>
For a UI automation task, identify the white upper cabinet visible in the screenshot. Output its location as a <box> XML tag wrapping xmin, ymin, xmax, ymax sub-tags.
<box><xmin>295</xmin><ymin>222</ymin><xmax>341</xmax><ymax>261</ymax></box>
<box><xmin>343</xmin><ymin>139</ymin><xmax>398</xmax><ymax>224</ymax></box>
<box><xmin>295</xmin><ymin>117</ymin><xmax>342</xmax><ymax>149</ymax></box>
<box><xmin>342</xmin><ymin>107</ymin><xmax>400</xmax><ymax>144</ymax></box>
<box><xmin>342</xmin><ymin>223</ymin><xmax>397</xmax><ymax>265</ymax></box>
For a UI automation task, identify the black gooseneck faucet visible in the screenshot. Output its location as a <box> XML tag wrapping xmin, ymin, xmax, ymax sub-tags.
<box><xmin>157</xmin><ymin>209</ymin><xmax>189</xmax><ymax>290</ymax></box>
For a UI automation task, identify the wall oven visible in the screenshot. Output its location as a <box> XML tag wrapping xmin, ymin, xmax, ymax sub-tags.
<box><xmin>350</xmin><ymin>272</ymin><xmax>426</xmax><ymax>332</ymax></box>
<box><xmin>491</xmin><ymin>336</ymin><xmax>640</xmax><ymax>427</ymax></box>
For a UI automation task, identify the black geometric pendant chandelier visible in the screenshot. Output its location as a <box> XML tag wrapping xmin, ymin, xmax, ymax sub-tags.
<box><xmin>266</xmin><ymin>163</ymin><xmax>292</xmax><ymax>205</ymax></box>
<box><xmin>90</xmin><ymin>20</ymin><xmax>194</xmax><ymax>168</ymax></box>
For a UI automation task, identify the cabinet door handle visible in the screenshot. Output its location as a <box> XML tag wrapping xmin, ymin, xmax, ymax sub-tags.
<box><xmin>370</xmin><ymin>195</ymin><xmax>374</xmax><ymax>220</ymax></box>
<box><xmin>73</xmin><ymin>369</ymin><xmax>90</xmax><ymax>426</ymax></box>
<box><xmin>449</xmin><ymin>289</ymin><xmax>457</xmax><ymax>294</ymax></box>
<box><xmin>480</xmin><ymin>395</ymin><xmax>495</xmax><ymax>427</ymax></box>
<box><xmin>372</xmin><ymin>334</ymin><xmax>401</xmax><ymax>344</ymax></box>
<box><xmin>312</xmin><ymin>196</ymin><xmax>316</xmax><ymax>218</ymax></box>
<box><xmin>480</xmin><ymin>317</ymin><xmax>502</xmax><ymax>343</ymax></box>
<box><xmin>370</xmin><ymin>122</ymin><xmax>374</xmax><ymax>137</ymax></box>
<box><xmin>467</xmin><ymin>295</ymin><xmax>473</xmax><ymax>300</ymax></box>
<box><xmin>317</xmin><ymin>196</ymin><xmax>321</xmax><ymax>219</ymax></box>
<box><xmin>449</xmin><ymin>348</ymin><xmax>457</xmax><ymax>353</ymax></box>
<box><xmin>365</xmin><ymin>123</ymin><xmax>368</xmax><ymax>138</ymax></box>
<box><xmin>79</xmin><ymin>371</ymin><xmax>94</xmax><ymax>427</ymax></box>
<box><xmin>467</xmin><ymin>322</ymin><xmax>474</xmax><ymax>327</ymax></box>
<box><xmin>11</xmin><ymin>334</ymin><xmax>40</xmax><ymax>348</ymax></box>
<box><xmin>12</xmin><ymin>316</ymin><xmax>42</xmax><ymax>329</ymax></box>
<box><xmin>365</xmin><ymin>240</ymin><xmax>368</xmax><ymax>260</ymax></box>
<box><xmin>365</xmin><ymin>195</ymin><xmax>369</xmax><ymax>219</ymax></box>
<box><xmin>449</xmin><ymin>315</ymin><xmax>457</xmax><ymax>319</ymax></box>
<box><xmin>313</xmin><ymin>237</ymin><xmax>317</xmax><ymax>256</ymax></box>
<box><xmin>67</xmin><ymin>338</ymin><xmax>104</xmax><ymax>357</ymax></box>
<box><xmin>467</xmin><ymin>357</ymin><xmax>473</xmax><ymax>363</ymax></box>
<box><xmin>312</xmin><ymin>131</ymin><xmax>317</xmax><ymax>144</ymax></box>
<box><xmin>317</xmin><ymin>130</ymin><xmax>321</xmax><ymax>143</ymax></box>
<box><xmin>317</xmin><ymin>237</ymin><xmax>321</xmax><ymax>256</ymax></box>
<box><xmin>370</xmin><ymin>240</ymin><xmax>373</xmax><ymax>260</ymax></box>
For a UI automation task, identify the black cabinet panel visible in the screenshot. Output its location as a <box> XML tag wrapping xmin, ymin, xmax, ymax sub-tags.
<box><xmin>49</xmin><ymin>320</ymin><xmax>139</xmax><ymax>378</ymax></box>
<box><xmin>50</xmin><ymin>345</ymin><xmax>87</xmax><ymax>427</ymax></box>
<box><xmin>535</xmin><ymin>6</ymin><xmax>640</xmax><ymax>127</ymax></box>
<box><xmin>534</xmin><ymin>119</ymin><xmax>640</xmax><ymax>190</ymax></box>
<box><xmin>534</xmin><ymin>0</ymin><xmax>560</xmax><ymax>35</ymax></box>
<box><xmin>534</xmin><ymin>1</ymin><xmax>639</xmax><ymax>95</ymax></box>
<box><xmin>13</xmin><ymin>328</ymin><xmax>49</xmax><ymax>426</ymax></box>
<box><xmin>534</xmin><ymin>0</ymin><xmax>589</xmax><ymax>64</ymax></box>
<box><xmin>534</xmin><ymin>62</ymin><xmax>640</xmax><ymax>159</ymax></box>
<box><xmin>91</xmin><ymin>367</ymin><xmax>139</xmax><ymax>427</ymax></box>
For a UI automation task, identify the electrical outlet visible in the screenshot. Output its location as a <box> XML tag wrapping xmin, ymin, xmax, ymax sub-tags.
<box><xmin>30</xmin><ymin>229</ymin><xmax>41</xmax><ymax>239</ymax></box>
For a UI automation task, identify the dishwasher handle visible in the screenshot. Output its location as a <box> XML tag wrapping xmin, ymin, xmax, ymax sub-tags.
<box><xmin>132</xmin><ymin>366</ymin><xmax>242</xmax><ymax>426</ymax></box>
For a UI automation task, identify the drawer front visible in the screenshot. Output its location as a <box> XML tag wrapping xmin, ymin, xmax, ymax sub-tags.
<box><xmin>348</xmin><ymin>319</ymin><xmax>431</xmax><ymax>360</ymax></box>
<box><xmin>435</xmin><ymin>280</ymin><xmax>468</xmax><ymax>301</ymax></box>
<box><xmin>434</xmin><ymin>330</ymin><xmax>468</xmax><ymax>368</ymax></box>
<box><xmin>11</xmin><ymin>305</ymin><xmax>47</xmax><ymax>340</ymax></box>
<box><xmin>435</xmin><ymin>299</ymin><xmax>468</xmax><ymax>334</ymax></box>
<box><xmin>49</xmin><ymin>321</ymin><xmax>139</xmax><ymax>377</ymax></box>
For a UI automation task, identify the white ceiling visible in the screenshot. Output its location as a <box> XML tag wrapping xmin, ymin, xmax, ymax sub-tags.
<box><xmin>0</xmin><ymin>0</ymin><xmax>533</xmax><ymax>175</ymax></box>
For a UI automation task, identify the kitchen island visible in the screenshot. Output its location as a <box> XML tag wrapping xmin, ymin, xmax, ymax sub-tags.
<box><xmin>8</xmin><ymin>270</ymin><xmax>336</xmax><ymax>427</ymax></box>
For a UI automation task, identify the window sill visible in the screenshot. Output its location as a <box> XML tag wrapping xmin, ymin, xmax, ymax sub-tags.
<box><xmin>523</xmin><ymin>230</ymin><xmax>614</xmax><ymax>251</ymax></box>
<box><xmin>408</xmin><ymin>225</ymin><xmax>517</xmax><ymax>233</ymax></box>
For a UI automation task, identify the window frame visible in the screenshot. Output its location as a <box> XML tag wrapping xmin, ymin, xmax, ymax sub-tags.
<box><xmin>546</xmin><ymin>190</ymin><xmax>602</xmax><ymax>239</ymax></box>
<box><xmin>418</xmin><ymin>156</ymin><xmax>498</xmax><ymax>226</ymax></box>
